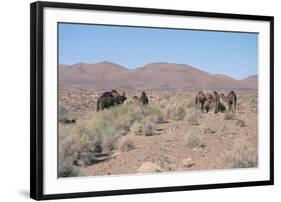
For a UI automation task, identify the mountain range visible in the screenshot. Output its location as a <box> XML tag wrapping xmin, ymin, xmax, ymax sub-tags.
<box><xmin>59</xmin><ymin>61</ymin><xmax>257</xmax><ymax>92</ymax></box>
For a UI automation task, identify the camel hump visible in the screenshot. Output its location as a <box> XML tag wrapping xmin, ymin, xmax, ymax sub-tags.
<box><xmin>101</xmin><ymin>91</ymin><xmax>114</xmax><ymax>97</ymax></box>
<box><xmin>227</xmin><ymin>91</ymin><xmax>237</xmax><ymax>98</ymax></box>
<box><xmin>111</xmin><ymin>89</ymin><xmax>120</xmax><ymax>97</ymax></box>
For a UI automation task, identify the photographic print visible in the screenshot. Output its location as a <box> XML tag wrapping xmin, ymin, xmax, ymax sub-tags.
<box><xmin>30</xmin><ymin>1</ymin><xmax>273</xmax><ymax>200</ymax></box>
<box><xmin>58</xmin><ymin>23</ymin><xmax>259</xmax><ymax>177</ymax></box>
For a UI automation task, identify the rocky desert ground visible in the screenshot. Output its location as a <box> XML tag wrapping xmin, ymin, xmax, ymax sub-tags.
<box><xmin>58</xmin><ymin>88</ymin><xmax>258</xmax><ymax>177</ymax></box>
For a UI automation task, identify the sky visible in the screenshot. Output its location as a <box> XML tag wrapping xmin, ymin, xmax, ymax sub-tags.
<box><xmin>59</xmin><ymin>23</ymin><xmax>258</xmax><ymax>80</ymax></box>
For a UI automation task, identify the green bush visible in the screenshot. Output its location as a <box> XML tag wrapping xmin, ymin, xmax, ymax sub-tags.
<box><xmin>58</xmin><ymin>157</ymin><xmax>80</xmax><ymax>177</ymax></box>
<box><xmin>132</xmin><ymin>119</ymin><xmax>155</xmax><ymax>136</ymax></box>
<box><xmin>187</xmin><ymin>130</ymin><xmax>201</xmax><ymax>148</ymax></box>
<box><xmin>59</xmin><ymin>102</ymin><xmax>168</xmax><ymax>177</ymax></box>
<box><xmin>170</xmin><ymin>105</ymin><xmax>186</xmax><ymax>121</ymax></box>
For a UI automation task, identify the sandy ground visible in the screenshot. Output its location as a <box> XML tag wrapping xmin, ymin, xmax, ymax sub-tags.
<box><xmin>59</xmin><ymin>89</ymin><xmax>258</xmax><ymax>176</ymax></box>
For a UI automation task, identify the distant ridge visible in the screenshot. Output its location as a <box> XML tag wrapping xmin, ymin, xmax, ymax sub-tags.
<box><xmin>59</xmin><ymin>61</ymin><xmax>258</xmax><ymax>92</ymax></box>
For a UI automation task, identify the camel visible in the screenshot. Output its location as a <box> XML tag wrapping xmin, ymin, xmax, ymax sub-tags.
<box><xmin>212</xmin><ymin>91</ymin><xmax>220</xmax><ymax>113</ymax></box>
<box><xmin>220</xmin><ymin>91</ymin><xmax>237</xmax><ymax>113</ymax></box>
<box><xmin>204</xmin><ymin>93</ymin><xmax>213</xmax><ymax>113</ymax></box>
<box><xmin>96</xmin><ymin>90</ymin><xmax>127</xmax><ymax>111</ymax></box>
<box><xmin>140</xmin><ymin>91</ymin><xmax>149</xmax><ymax>105</ymax></box>
<box><xmin>195</xmin><ymin>91</ymin><xmax>207</xmax><ymax>113</ymax></box>
<box><xmin>132</xmin><ymin>96</ymin><xmax>139</xmax><ymax>102</ymax></box>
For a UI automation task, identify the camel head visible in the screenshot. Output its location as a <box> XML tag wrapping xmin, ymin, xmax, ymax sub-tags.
<box><xmin>219</xmin><ymin>93</ymin><xmax>228</xmax><ymax>102</ymax></box>
<box><xmin>111</xmin><ymin>89</ymin><xmax>120</xmax><ymax>97</ymax></box>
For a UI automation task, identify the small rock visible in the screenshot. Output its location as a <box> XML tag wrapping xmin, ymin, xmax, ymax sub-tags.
<box><xmin>204</xmin><ymin>128</ymin><xmax>216</xmax><ymax>134</ymax></box>
<box><xmin>137</xmin><ymin>162</ymin><xmax>163</xmax><ymax>173</ymax></box>
<box><xmin>182</xmin><ymin>157</ymin><xmax>195</xmax><ymax>168</ymax></box>
<box><xmin>74</xmin><ymin>159</ymin><xmax>84</xmax><ymax>167</ymax></box>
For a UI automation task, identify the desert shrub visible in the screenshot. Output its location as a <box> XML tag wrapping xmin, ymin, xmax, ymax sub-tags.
<box><xmin>250</xmin><ymin>97</ymin><xmax>258</xmax><ymax>113</ymax></box>
<box><xmin>161</xmin><ymin>93</ymin><xmax>171</xmax><ymax>101</ymax></box>
<box><xmin>187</xmin><ymin>109</ymin><xmax>201</xmax><ymax>125</ymax></box>
<box><xmin>186</xmin><ymin>129</ymin><xmax>201</xmax><ymax>148</ymax></box>
<box><xmin>58</xmin><ymin>105</ymin><xmax>68</xmax><ymax>120</ymax></box>
<box><xmin>59</xmin><ymin>104</ymin><xmax>140</xmax><ymax>175</ymax></box>
<box><xmin>169</xmin><ymin>105</ymin><xmax>186</xmax><ymax>121</ymax></box>
<box><xmin>250</xmin><ymin>97</ymin><xmax>257</xmax><ymax>107</ymax></box>
<box><xmin>58</xmin><ymin>104</ymin><xmax>76</xmax><ymax>123</ymax></box>
<box><xmin>142</xmin><ymin>105</ymin><xmax>166</xmax><ymax>123</ymax></box>
<box><xmin>58</xmin><ymin>156</ymin><xmax>80</xmax><ymax>177</ymax></box>
<box><xmin>132</xmin><ymin>118</ymin><xmax>156</xmax><ymax>136</ymax></box>
<box><xmin>220</xmin><ymin>124</ymin><xmax>237</xmax><ymax>136</ymax></box>
<box><xmin>120</xmin><ymin>139</ymin><xmax>135</xmax><ymax>152</ymax></box>
<box><xmin>58</xmin><ymin>125</ymin><xmax>82</xmax><ymax>177</ymax></box>
<box><xmin>236</xmin><ymin>119</ymin><xmax>246</xmax><ymax>127</ymax></box>
<box><xmin>186</xmin><ymin>99</ymin><xmax>194</xmax><ymax>108</ymax></box>
<box><xmin>225</xmin><ymin>147</ymin><xmax>257</xmax><ymax>168</ymax></box>
<box><xmin>81</xmin><ymin>104</ymin><xmax>140</xmax><ymax>152</ymax></box>
<box><xmin>224</xmin><ymin>113</ymin><xmax>235</xmax><ymax>120</ymax></box>
<box><xmin>59</xmin><ymin>101</ymin><xmax>170</xmax><ymax>176</ymax></box>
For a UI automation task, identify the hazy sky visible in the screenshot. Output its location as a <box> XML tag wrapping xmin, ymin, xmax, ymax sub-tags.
<box><xmin>59</xmin><ymin>23</ymin><xmax>258</xmax><ymax>80</ymax></box>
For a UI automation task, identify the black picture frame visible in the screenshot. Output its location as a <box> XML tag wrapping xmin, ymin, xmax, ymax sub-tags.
<box><xmin>30</xmin><ymin>1</ymin><xmax>274</xmax><ymax>200</ymax></box>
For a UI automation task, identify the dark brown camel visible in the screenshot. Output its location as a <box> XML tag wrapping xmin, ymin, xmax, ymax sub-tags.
<box><xmin>195</xmin><ymin>91</ymin><xmax>207</xmax><ymax>113</ymax></box>
<box><xmin>96</xmin><ymin>90</ymin><xmax>127</xmax><ymax>111</ymax></box>
<box><xmin>220</xmin><ymin>91</ymin><xmax>237</xmax><ymax>113</ymax></box>
<box><xmin>140</xmin><ymin>91</ymin><xmax>149</xmax><ymax>105</ymax></box>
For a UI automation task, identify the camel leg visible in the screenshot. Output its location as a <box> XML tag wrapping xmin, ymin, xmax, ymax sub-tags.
<box><xmin>201</xmin><ymin>103</ymin><xmax>204</xmax><ymax>113</ymax></box>
<box><xmin>231</xmin><ymin>104</ymin><xmax>234</xmax><ymax>113</ymax></box>
<box><xmin>96</xmin><ymin>99</ymin><xmax>100</xmax><ymax>111</ymax></box>
<box><xmin>214</xmin><ymin>101</ymin><xmax>218</xmax><ymax>113</ymax></box>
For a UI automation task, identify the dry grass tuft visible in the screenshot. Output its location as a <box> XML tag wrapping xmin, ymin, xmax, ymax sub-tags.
<box><xmin>120</xmin><ymin>139</ymin><xmax>135</xmax><ymax>152</ymax></box>
<box><xmin>186</xmin><ymin>129</ymin><xmax>202</xmax><ymax>149</ymax></box>
<box><xmin>187</xmin><ymin>109</ymin><xmax>201</xmax><ymax>125</ymax></box>
<box><xmin>132</xmin><ymin>119</ymin><xmax>156</xmax><ymax>136</ymax></box>
<box><xmin>236</xmin><ymin>119</ymin><xmax>247</xmax><ymax>127</ymax></box>
<box><xmin>224</xmin><ymin>113</ymin><xmax>236</xmax><ymax>120</ymax></box>
<box><xmin>224</xmin><ymin>147</ymin><xmax>257</xmax><ymax>168</ymax></box>
<box><xmin>170</xmin><ymin>105</ymin><xmax>186</xmax><ymax>121</ymax></box>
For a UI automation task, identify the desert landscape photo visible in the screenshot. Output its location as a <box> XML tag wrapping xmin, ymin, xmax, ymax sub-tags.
<box><xmin>58</xmin><ymin>23</ymin><xmax>258</xmax><ymax>177</ymax></box>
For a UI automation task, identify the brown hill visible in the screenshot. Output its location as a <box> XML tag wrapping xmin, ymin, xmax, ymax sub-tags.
<box><xmin>59</xmin><ymin>61</ymin><xmax>257</xmax><ymax>92</ymax></box>
<box><xmin>240</xmin><ymin>75</ymin><xmax>258</xmax><ymax>89</ymax></box>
